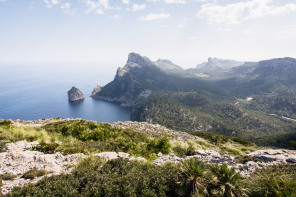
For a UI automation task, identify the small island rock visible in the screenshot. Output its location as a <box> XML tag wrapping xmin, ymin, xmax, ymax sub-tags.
<box><xmin>67</xmin><ymin>87</ymin><xmax>85</xmax><ymax>101</ymax></box>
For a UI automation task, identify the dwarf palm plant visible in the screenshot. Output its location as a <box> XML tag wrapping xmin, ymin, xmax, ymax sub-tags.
<box><xmin>210</xmin><ymin>163</ymin><xmax>243</xmax><ymax>197</ymax></box>
<box><xmin>181</xmin><ymin>158</ymin><xmax>211</xmax><ymax>196</ymax></box>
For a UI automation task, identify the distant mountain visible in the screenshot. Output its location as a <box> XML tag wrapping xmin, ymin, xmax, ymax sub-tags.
<box><xmin>196</xmin><ymin>57</ymin><xmax>244</xmax><ymax>71</ymax></box>
<box><xmin>155</xmin><ymin>59</ymin><xmax>183</xmax><ymax>70</ymax></box>
<box><xmin>92</xmin><ymin>53</ymin><xmax>296</xmax><ymax>149</ymax></box>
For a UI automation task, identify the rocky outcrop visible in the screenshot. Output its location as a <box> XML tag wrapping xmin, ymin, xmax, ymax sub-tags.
<box><xmin>91</xmin><ymin>85</ymin><xmax>102</xmax><ymax>97</ymax></box>
<box><xmin>67</xmin><ymin>87</ymin><xmax>84</xmax><ymax>101</ymax></box>
<box><xmin>0</xmin><ymin>141</ymin><xmax>85</xmax><ymax>194</ymax></box>
<box><xmin>94</xmin><ymin>152</ymin><xmax>146</xmax><ymax>162</ymax></box>
<box><xmin>92</xmin><ymin>53</ymin><xmax>160</xmax><ymax>107</ymax></box>
<box><xmin>196</xmin><ymin>57</ymin><xmax>244</xmax><ymax>71</ymax></box>
<box><xmin>248</xmin><ymin>149</ymin><xmax>296</xmax><ymax>163</ymax></box>
<box><xmin>111</xmin><ymin>121</ymin><xmax>205</xmax><ymax>142</ymax></box>
<box><xmin>152</xmin><ymin>149</ymin><xmax>296</xmax><ymax>177</ymax></box>
<box><xmin>1</xmin><ymin>139</ymin><xmax>296</xmax><ymax>194</ymax></box>
<box><xmin>155</xmin><ymin>59</ymin><xmax>183</xmax><ymax>70</ymax></box>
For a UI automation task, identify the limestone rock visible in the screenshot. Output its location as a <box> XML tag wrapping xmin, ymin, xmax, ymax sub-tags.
<box><xmin>67</xmin><ymin>87</ymin><xmax>84</xmax><ymax>101</ymax></box>
<box><xmin>94</xmin><ymin>152</ymin><xmax>119</xmax><ymax>160</ymax></box>
<box><xmin>91</xmin><ymin>85</ymin><xmax>102</xmax><ymax>97</ymax></box>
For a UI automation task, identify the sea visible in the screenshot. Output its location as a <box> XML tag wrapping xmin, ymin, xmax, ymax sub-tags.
<box><xmin>0</xmin><ymin>63</ymin><xmax>131</xmax><ymax>122</ymax></box>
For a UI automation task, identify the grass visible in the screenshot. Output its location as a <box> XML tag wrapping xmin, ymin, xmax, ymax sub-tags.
<box><xmin>0</xmin><ymin>119</ymin><xmax>259</xmax><ymax>160</ymax></box>
<box><xmin>0</xmin><ymin>173</ymin><xmax>17</xmax><ymax>181</ymax></box>
<box><xmin>242</xmin><ymin>164</ymin><xmax>296</xmax><ymax>197</ymax></box>
<box><xmin>21</xmin><ymin>169</ymin><xmax>48</xmax><ymax>180</ymax></box>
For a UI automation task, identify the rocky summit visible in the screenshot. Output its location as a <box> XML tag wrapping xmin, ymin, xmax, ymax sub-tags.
<box><xmin>67</xmin><ymin>87</ymin><xmax>84</xmax><ymax>101</ymax></box>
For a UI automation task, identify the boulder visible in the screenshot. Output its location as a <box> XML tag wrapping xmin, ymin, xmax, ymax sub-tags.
<box><xmin>94</xmin><ymin>152</ymin><xmax>119</xmax><ymax>160</ymax></box>
<box><xmin>286</xmin><ymin>157</ymin><xmax>296</xmax><ymax>163</ymax></box>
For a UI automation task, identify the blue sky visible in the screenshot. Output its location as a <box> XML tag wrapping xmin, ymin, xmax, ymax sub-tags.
<box><xmin>0</xmin><ymin>0</ymin><xmax>296</xmax><ymax>68</ymax></box>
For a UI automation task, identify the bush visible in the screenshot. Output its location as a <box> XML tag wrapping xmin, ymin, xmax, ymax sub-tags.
<box><xmin>10</xmin><ymin>158</ymin><xmax>186</xmax><ymax>197</ymax></box>
<box><xmin>233</xmin><ymin>137</ymin><xmax>254</xmax><ymax>146</ymax></box>
<box><xmin>0</xmin><ymin>141</ymin><xmax>6</xmax><ymax>153</ymax></box>
<box><xmin>173</xmin><ymin>145</ymin><xmax>187</xmax><ymax>157</ymax></box>
<box><xmin>209</xmin><ymin>163</ymin><xmax>243</xmax><ymax>197</ymax></box>
<box><xmin>234</xmin><ymin>155</ymin><xmax>265</xmax><ymax>164</ymax></box>
<box><xmin>36</xmin><ymin>142</ymin><xmax>59</xmax><ymax>154</ymax></box>
<box><xmin>21</xmin><ymin>169</ymin><xmax>47</xmax><ymax>180</ymax></box>
<box><xmin>290</xmin><ymin>140</ymin><xmax>296</xmax><ymax>150</ymax></box>
<box><xmin>0</xmin><ymin>173</ymin><xmax>17</xmax><ymax>181</ymax></box>
<box><xmin>186</xmin><ymin>144</ymin><xmax>196</xmax><ymax>156</ymax></box>
<box><xmin>243</xmin><ymin>164</ymin><xmax>296</xmax><ymax>197</ymax></box>
<box><xmin>181</xmin><ymin>158</ymin><xmax>211</xmax><ymax>196</ymax></box>
<box><xmin>0</xmin><ymin>120</ymin><xmax>12</xmax><ymax>127</ymax></box>
<box><xmin>191</xmin><ymin>131</ymin><xmax>229</xmax><ymax>145</ymax></box>
<box><xmin>147</xmin><ymin>137</ymin><xmax>170</xmax><ymax>154</ymax></box>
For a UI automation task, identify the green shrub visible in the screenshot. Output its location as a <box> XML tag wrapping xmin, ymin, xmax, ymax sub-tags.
<box><xmin>147</xmin><ymin>137</ymin><xmax>170</xmax><ymax>154</ymax></box>
<box><xmin>290</xmin><ymin>140</ymin><xmax>296</xmax><ymax>150</ymax></box>
<box><xmin>0</xmin><ymin>141</ymin><xmax>6</xmax><ymax>153</ymax></box>
<box><xmin>0</xmin><ymin>173</ymin><xmax>17</xmax><ymax>181</ymax></box>
<box><xmin>21</xmin><ymin>169</ymin><xmax>47</xmax><ymax>180</ymax></box>
<box><xmin>10</xmin><ymin>158</ymin><xmax>186</xmax><ymax>197</ymax></box>
<box><xmin>209</xmin><ymin>163</ymin><xmax>243</xmax><ymax>197</ymax></box>
<box><xmin>173</xmin><ymin>145</ymin><xmax>187</xmax><ymax>157</ymax></box>
<box><xmin>36</xmin><ymin>142</ymin><xmax>59</xmax><ymax>154</ymax></box>
<box><xmin>186</xmin><ymin>143</ymin><xmax>196</xmax><ymax>156</ymax></box>
<box><xmin>191</xmin><ymin>131</ymin><xmax>229</xmax><ymax>145</ymax></box>
<box><xmin>243</xmin><ymin>164</ymin><xmax>296</xmax><ymax>197</ymax></box>
<box><xmin>233</xmin><ymin>137</ymin><xmax>254</xmax><ymax>146</ymax></box>
<box><xmin>0</xmin><ymin>120</ymin><xmax>12</xmax><ymax>127</ymax></box>
<box><xmin>234</xmin><ymin>155</ymin><xmax>265</xmax><ymax>164</ymax></box>
<box><xmin>181</xmin><ymin>158</ymin><xmax>211</xmax><ymax>196</ymax></box>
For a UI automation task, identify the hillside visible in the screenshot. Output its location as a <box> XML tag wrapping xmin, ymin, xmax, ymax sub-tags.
<box><xmin>1</xmin><ymin>119</ymin><xmax>296</xmax><ymax>196</ymax></box>
<box><xmin>92</xmin><ymin>53</ymin><xmax>296</xmax><ymax>149</ymax></box>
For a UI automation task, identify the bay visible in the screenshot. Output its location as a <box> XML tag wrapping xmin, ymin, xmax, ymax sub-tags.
<box><xmin>0</xmin><ymin>63</ymin><xmax>131</xmax><ymax>122</ymax></box>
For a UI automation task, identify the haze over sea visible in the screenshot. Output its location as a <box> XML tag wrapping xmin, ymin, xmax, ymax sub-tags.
<box><xmin>0</xmin><ymin>63</ymin><xmax>131</xmax><ymax>122</ymax></box>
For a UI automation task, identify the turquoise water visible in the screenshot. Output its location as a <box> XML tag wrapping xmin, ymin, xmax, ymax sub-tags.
<box><xmin>0</xmin><ymin>63</ymin><xmax>131</xmax><ymax>122</ymax></box>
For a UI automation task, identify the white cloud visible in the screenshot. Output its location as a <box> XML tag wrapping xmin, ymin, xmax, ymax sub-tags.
<box><xmin>79</xmin><ymin>0</ymin><xmax>121</xmax><ymax>14</ymax></box>
<box><xmin>178</xmin><ymin>24</ymin><xmax>187</xmax><ymax>28</ymax></box>
<box><xmin>197</xmin><ymin>0</ymin><xmax>296</xmax><ymax>25</ymax></box>
<box><xmin>164</xmin><ymin>0</ymin><xmax>186</xmax><ymax>4</ymax></box>
<box><xmin>132</xmin><ymin>4</ymin><xmax>146</xmax><ymax>11</ymax></box>
<box><xmin>0</xmin><ymin>0</ymin><xmax>7</xmax><ymax>2</ymax></box>
<box><xmin>146</xmin><ymin>0</ymin><xmax>186</xmax><ymax>4</ymax></box>
<box><xmin>61</xmin><ymin>3</ymin><xmax>74</xmax><ymax>15</ymax></box>
<box><xmin>122</xmin><ymin>0</ymin><xmax>129</xmax><ymax>4</ymax></box>
<box><xmin>141</xmin><ymin>13</ymin><xmax>170</xmax><ymax>20</ymax></box>
<box><xmin>43</xmin><ymin>0</ymin><xmax>59</xmax><ymax>8</ymax></box>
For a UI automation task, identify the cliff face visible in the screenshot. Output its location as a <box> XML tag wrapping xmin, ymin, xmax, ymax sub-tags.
<box><xmin>92</xmin><ymin>53</ymin><xmax>162</xmax><ymax>107</ymax></box>
<box><xmin>91</xmin><ymin>85</ymin><xmax>102</xmax><ymax>97</ymax></box>
<box><xmin>67</xmin><ymin>87</ymin><xmax>84</xmax><ymax>102</ymax></box>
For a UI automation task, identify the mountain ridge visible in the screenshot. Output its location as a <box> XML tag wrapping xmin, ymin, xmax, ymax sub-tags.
<box><xmin>92</xmin><ymin>53</ymin><xmax>296</xmax><ymax>149</ymax></box>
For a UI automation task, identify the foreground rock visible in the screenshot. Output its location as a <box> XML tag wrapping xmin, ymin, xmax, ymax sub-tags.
<box><xmin>248</xmin><ymin>149</ymin><xmax>296</xmax><ymax>163</ymax></box>
<box><xmin>0</xmin><ymin>141</ymin><xmax>85</xmax><ymax>194</ymax></box>
<box><xmin>67</xmin><ymin>87</ymin><xmax>84</xmax><ymax>101</ymax></box>
<box><xmin>153</xmin><ymin>149</ymin><xmax>296</xmax><ymax>177</ymax></box>
<box><xmin>1</xmin><ymin>139</ymin><xmax>296</xmax><ymax>194</ymax></box>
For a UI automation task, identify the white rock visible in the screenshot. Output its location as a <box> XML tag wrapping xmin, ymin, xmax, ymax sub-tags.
<box><xmin>94</xmin><ymin>152</ymin><xmax>119</xmax><ymax>160</ymax></box>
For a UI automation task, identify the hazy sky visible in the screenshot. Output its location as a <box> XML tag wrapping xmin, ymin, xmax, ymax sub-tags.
<box><xmin>1</xmin><ymin>0</ymin><xmax>296</xmax><ymax>68</ymax></box>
